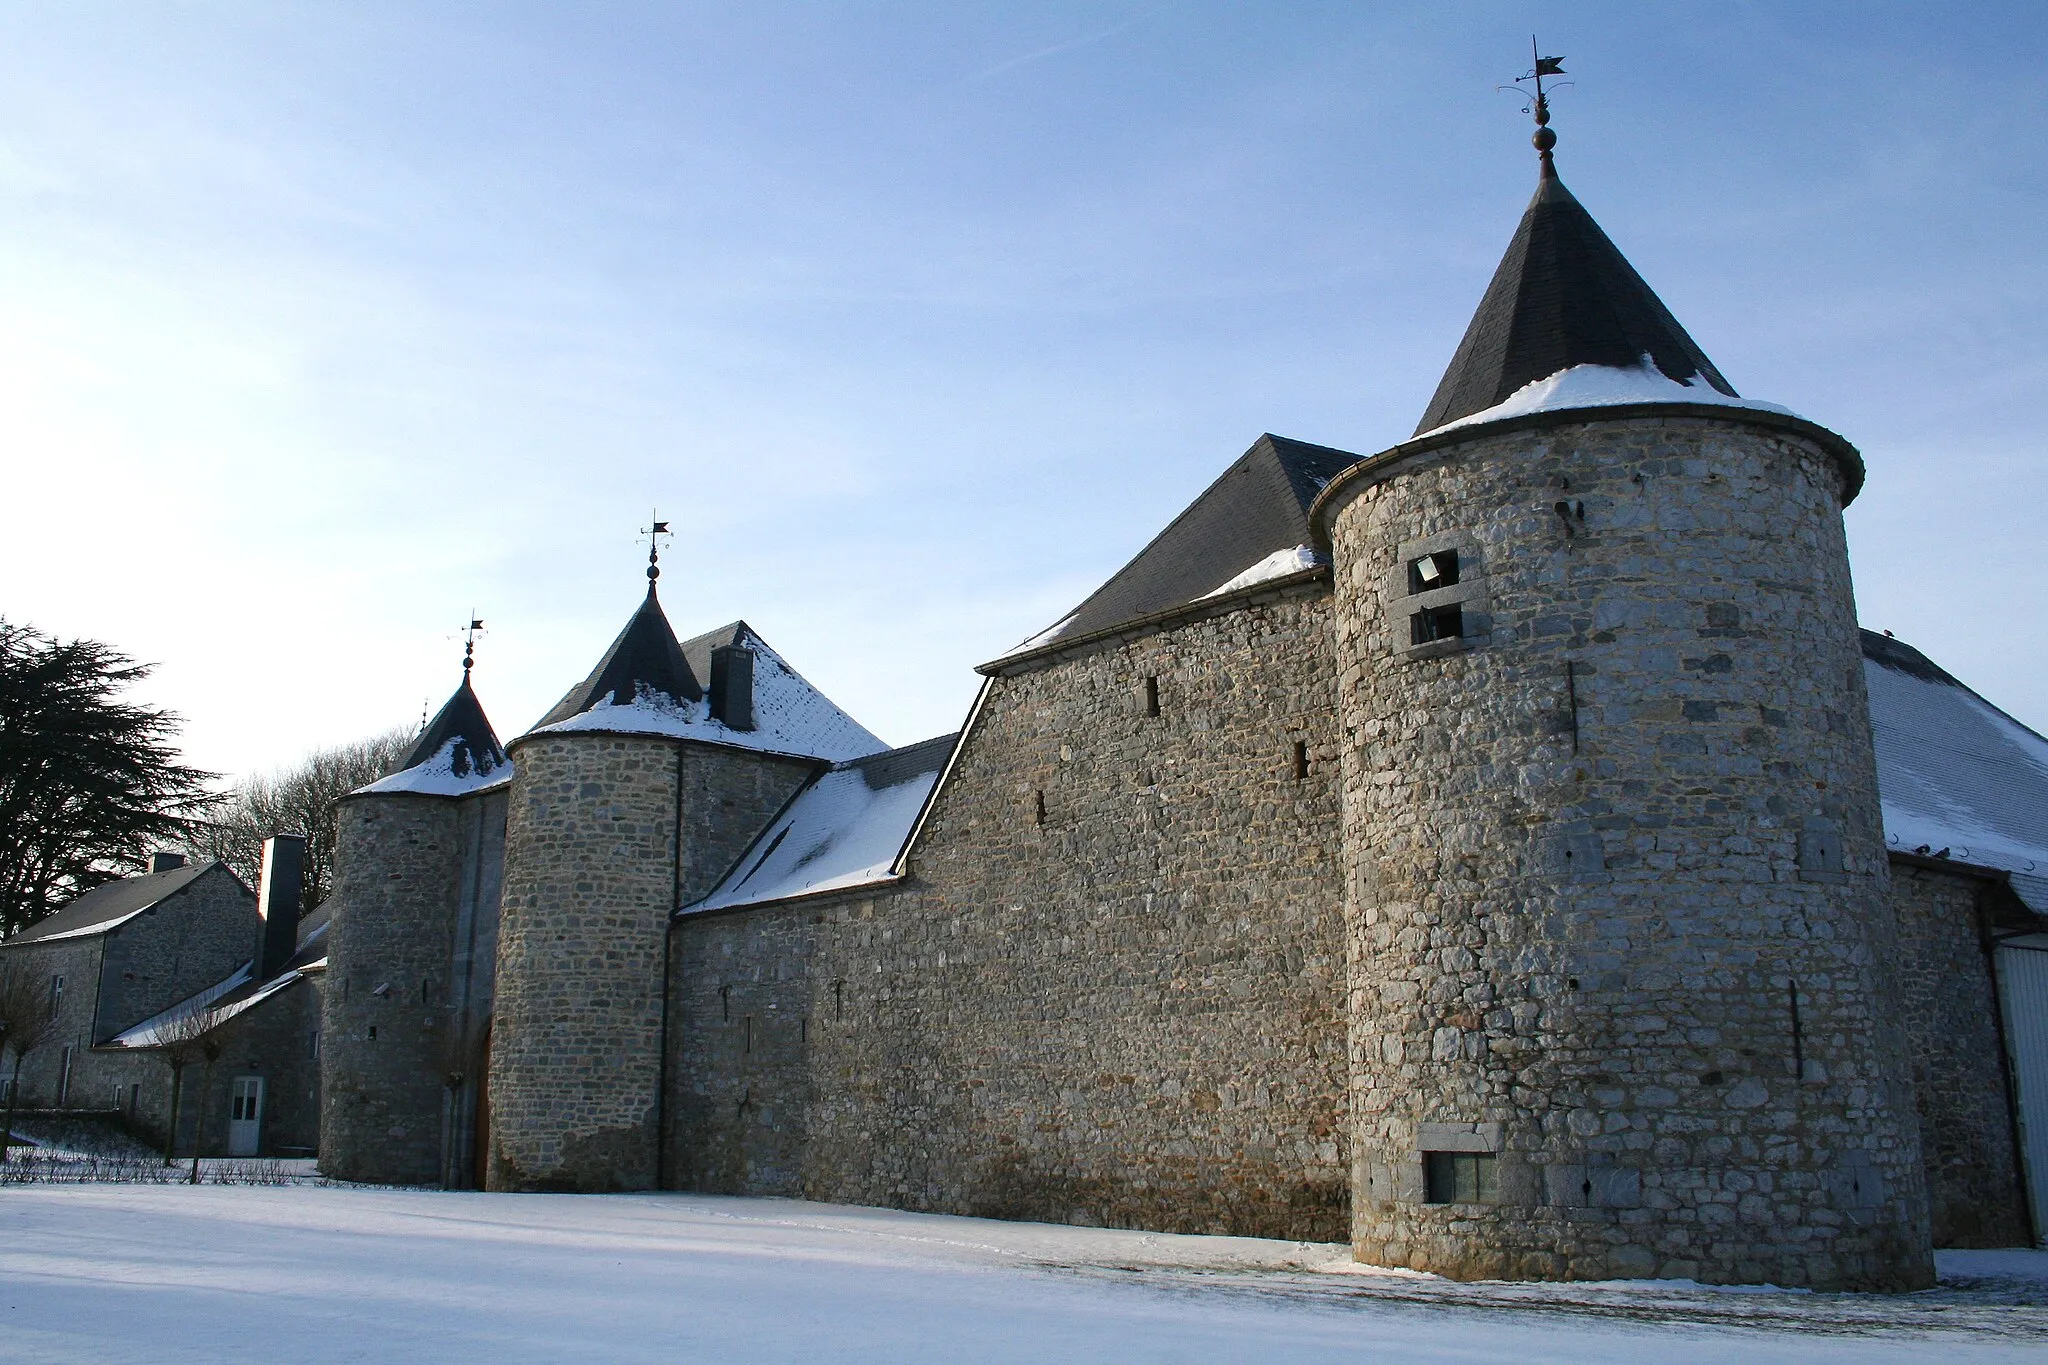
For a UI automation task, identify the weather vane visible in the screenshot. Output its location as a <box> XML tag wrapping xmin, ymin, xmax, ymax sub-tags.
<box><xmin>462</xmin><ymin>613</ymin><xmax>484</xmax><ymax>678</ymax></box>
<box><xmin>1500</xmin><ymin>37</ymin><xmax>1569</xmax><ymax>174</ymax></box>
<box><xmin>642</xmin><ymin>511</ymin><xmax>672</xmax><ymax>586</ymax></box>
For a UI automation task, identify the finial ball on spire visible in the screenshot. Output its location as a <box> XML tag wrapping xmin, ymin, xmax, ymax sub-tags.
<box><xmin>1534</xmin><ymin>125</ymin><xmax>1556</xmax><ymax>152</ymax></box>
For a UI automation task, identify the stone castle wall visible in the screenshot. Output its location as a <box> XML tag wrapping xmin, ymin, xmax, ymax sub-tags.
<box><xmin>322</xmin><ymin>793</ymin><xmax>483</xmax><ymax>1183</ymax></box>
<box><xmin>1888</xmin><ymin>860</ymin><xmax>2031</xmax><ymax>1247</ymax></box>
<box><xmin>95</xmin><ymin>865</ymin><xmax>259</xmax><ymax>1040</ymax></box>
<box><xmin>491</xmin><ymin>734</ymin><xmax>810</xmax><ymax>1192</ymax></box>
<box><xmin>1323</xmin><ymin>412</ymin><xmax>1933</xmax><ymax>1290</ymax></box>
<box><xmin>670</xmin><ymin>584</ymin><xmax>1353</xmax><ymax>1241</ymax></box>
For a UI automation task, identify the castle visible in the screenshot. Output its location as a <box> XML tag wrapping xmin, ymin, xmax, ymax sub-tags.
<box><xmin>315</xmin><ymin>122</ymin><xmax>2048</xmax><ymax>1292</ymax></box>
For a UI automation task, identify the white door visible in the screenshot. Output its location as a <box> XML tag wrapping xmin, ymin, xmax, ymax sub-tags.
<box><xmin>227</xmin><ymin>1077</ymin><xmax>264</xmax><ymax>1157</ymax></box>
<box><xmin>1997</xmin><ymin>939</ymin><xmax>2048</xmax><ymax>1245</ymax></box>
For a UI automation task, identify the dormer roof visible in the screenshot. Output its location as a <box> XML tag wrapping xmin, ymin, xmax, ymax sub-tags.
<box><xmin>1415</xmin><ymin>169</ymin><xmax>1736</xmax><ymax>435</ymax></box>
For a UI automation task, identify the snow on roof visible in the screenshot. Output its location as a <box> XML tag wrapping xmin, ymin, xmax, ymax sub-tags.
<box><xmin>1417</xmin><ymin>357</ymin><xmax>1798</xmax><ymax>440</ymax></box>
<box><xmin>531</xmin><ymin>631</ymin><xmax>884</xmax><ymax>763</ymax></box>
<box><xmin>688</xmin><ymin>734</ymin><xmax>957</xmax><ymax>913</ymax></box>
<box><xmin>1865</xmin><ymin>631</ymin><xmax>2048</xmax><ymax>911</ymax></box>
<box><xmin>107</xmin><ymin>918</ymin><xmax>327</xmax><ymax>1047</ymax></box>
<box><xmin>1199</xmin><ymin>545</ymin><xmax>1325</xmax><ymax>601</ymax></box>
<box><xmin>356</xmin><ymin>737</ymin><xmax>515</xmax><ymax>797</ymax></box>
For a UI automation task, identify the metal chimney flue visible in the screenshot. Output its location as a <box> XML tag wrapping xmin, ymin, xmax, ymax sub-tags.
<box><xmin>255</xmin><ymin>835</ymin><xmax>307</xmax><ymax>982</ymax></box>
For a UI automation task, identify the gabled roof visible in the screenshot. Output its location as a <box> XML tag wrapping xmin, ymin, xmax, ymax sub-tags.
<box><xmin>1414</xmin><ymin>167</ymin><xmax>1736</xmax><ymax>435</ymax></box>
<box><xmin>1863</xmin><ymin>630</ymin><xmax>2048</xmax><ymax>914</ymax></box>
<box><xmin>535</xmin><ymin>587</ymin><xmax>702</xmax><ymax>728</ymax></box>
<box><xmin>356</xmin><ymin>675</ymin><xmax>510</xmax><ymax>797</ymax></box>
<box><xmin>994</xmin><ymin>434</ymin><xmax>1361</xmax><ymax>662</ymax></box>
<box><xmin>687</xmin><ymin>733</ymin><xmax>958</xmax><ymax>913</ymax></box>
<box><xmin>5</xmin><ymin>861</ymin><xmax>230</xmax><ymax>945</ymax></box>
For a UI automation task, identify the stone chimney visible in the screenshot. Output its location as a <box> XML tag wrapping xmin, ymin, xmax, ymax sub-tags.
<box><xmin>709</xmin><ymin>644</ymin><xmax>756</xmax><ymax>731</ymax></box>
<box><xmin>149</xmin><ymin>851</ymin><xmax>187</xmax><ymax>874</ymax></box>
<box><xmin>254</xmin><ymin>835</ymin><xmax>307</xmax><ymax>982</ymax></box>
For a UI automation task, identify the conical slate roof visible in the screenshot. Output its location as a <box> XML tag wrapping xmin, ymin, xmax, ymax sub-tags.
<box><xmin>1414</xmin><ymin>167</ymin><xmax>1736</xmax><ymax>435</ymax></box>
<box><xmin>397</xmin><ymin>675</ymin><xmax>507</xmax><ymax>780</ymax></box>
<box><xmin>535</xmin><ymin>585</ymin><xmax>703</xmax><ymax>728</ymax></box>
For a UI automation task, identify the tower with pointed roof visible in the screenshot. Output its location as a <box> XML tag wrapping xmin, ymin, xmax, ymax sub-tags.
<box><xmin>322</xmin><ymin>644</ymin><xmax>513</xmax><ymax>1187</ymax></box>
<box><xmin>1308</xmin><ymin>113</ymin><xmax>1931</xmax><ymax>1288</ymax></box>
<box><xmin>485</xmin><ymin>542</ymin><xmax>880</xmax><ymax>1192</ymax></box>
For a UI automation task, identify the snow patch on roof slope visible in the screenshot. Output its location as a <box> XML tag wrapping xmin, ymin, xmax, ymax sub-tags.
<box><xmin>1866</xmin><ymin>642</ymin><xmax>2048</xmax><ymax>909</ymax></box>
<box><xmin>1419</xmin><ymin>357</ymin><xmax>1798</xmax><ymax>439</ymax></box>
<box><xmin>689</xmin><ymin>736</ymin><xmax>956</xmax><ymax>913</ymax></box>
<box><xmin>532</xmin><ymin>635</ymin><xmax>883</xmax><ymax>763</ymax></box>
<box><xmin>1199</xmin><ymin>545</ymin><xmax>1325</xmax><ymax>600</ymax></box>
<box><xmin>356</xmin><ymin>738</ymin><xmax>514</xmax><ymax>797</ymax></box>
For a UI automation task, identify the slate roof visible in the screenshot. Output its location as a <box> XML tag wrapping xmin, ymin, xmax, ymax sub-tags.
<box><xmin>356</xmin><ymin>674</ymin><xmax>511</xmax><ymax>797</ymax></box>
<box><xmin>535</xmin><ymin>586</ymin><xmax>703</xmax><ymax>728</ymax></box>
<box><xmin>995</xmin><ymin>434</ymin><xmax>1362</xmax><ymax>662</ymax></box>
<box><xmin>1863</xmin><ymin>630</ymin><xmax>2048</xmax><ymax>914</ymax></box>
<box><xmin>1415</xmin><ymin>166</ymin><xmax>1736</xmax><ymax>435</ymax></box>
<box><xmin>688</xmin><ymin>732</ymin><xmax>958</xmax><ymax>913</ymax></box>
<box><xmin>528</xmin><ymin>606</ymin><xmax>884</xmax><ymax>763</ymax></box>
<box><xmin>5</xmin><ymin>861</ymin><xmax>228</xmax><ymax>945</ymax></box>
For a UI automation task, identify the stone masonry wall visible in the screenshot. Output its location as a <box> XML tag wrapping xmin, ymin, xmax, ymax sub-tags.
<box><xmin>1888</xmin><ymin>861</ymin><xmax>2030</xmax><ymax>1247</ymax></box>
<box><xmin>322</xmin><ymin>794</ymin><xmax>468</xmax><ymax>1184</ymax></box>
<box><xmin>96</xmin><ymin>865</ymin><xmax>259</xmax><ymax>1039</ymax></box>
<box><xmin>492</xmin><ymin>734</ymin><xmax>810</xmax><ymax>1192</ymax></box>
<box><xmin>1324</xmin><ymin>413</ymin><xmax>1933</xmax><ymax>1290</ymax></box>
<box><xmin>670</xmin><ymin>585</ymin><xmax>1351</xmax><ymax>1241</ymax></box>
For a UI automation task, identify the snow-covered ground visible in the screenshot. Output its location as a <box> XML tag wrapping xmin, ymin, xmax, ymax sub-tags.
<box><xmin>0</xmin><ymin>1187</ymin><xmax>2042</xmax><ymax>1362</ymax></box>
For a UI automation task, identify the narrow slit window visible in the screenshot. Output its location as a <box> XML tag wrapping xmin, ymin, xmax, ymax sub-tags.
<box><xmin>1411</xmin><ymin>603</ymin><xmax>1464</xmax><ymax>646</ymax></box>
<box><xmin>742</xmin><ymin>1015</ymin><xmax>754</xmax><ymax>1056</ymax></box>
<box><xmin>1423</xmin><ymin>1151</ymin><xmax>1498</xmax><ymax>1204</ymax></box>
<box><xmin>1033</xmin><ymin>790</ymin><xmax>1047</xmax><ymax>826</ymax></box>
<box><xmin>1292</xmin><ymin>740</ymin><xmax>1309</xmax><ymax>781</ymax></box>
<box><xmin>1408</xmin><ymin>550</ymin><xmax>1460</xmax><ymax>595</ymax></box>
<box><xmin>1143</xmin><ymin>676</ymin><xmax>1160</xmax><ymax>718</ymax></box>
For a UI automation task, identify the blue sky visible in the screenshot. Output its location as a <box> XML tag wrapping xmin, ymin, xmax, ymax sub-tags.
<box><xmin>3</xmin><ymin>3</ymin><xmax>2044</xmax><ymax>778</ymax></box>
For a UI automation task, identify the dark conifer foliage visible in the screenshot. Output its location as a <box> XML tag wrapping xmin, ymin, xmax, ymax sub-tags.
<box><xmin>0</xmin><ymin>620</ymin><xmax>219</xmax><ymax>938</ymax></box>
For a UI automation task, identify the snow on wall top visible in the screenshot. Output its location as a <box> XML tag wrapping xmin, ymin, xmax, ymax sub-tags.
<box><xmin>530</xmin><ymin>629</ymin><xmax>885</xmax><ymax>764</ymax></box>
<box><xmin>356</xmin><ymin>738</ymin><xmax>515</xmax><ymax>797</ymax></box>
<box><xmin>688</xmin><ymin>734</ymin><xmax>957</xmax><ymax>913</ymax></box>
<box><xmin>1418</xmin><ymin>358</ymin><xmax>1798</xmax><ymax>440</ymax></box>
<box><xmin>1866</xmin><ymin>632</ymin><xmax>2048</xmax><ymax>910</ymax></box>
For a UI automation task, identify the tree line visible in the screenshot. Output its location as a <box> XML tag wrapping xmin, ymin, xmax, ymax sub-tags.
<box><xmin>1</xmin><ymin>617</ymin><xmax>414</xmax><ymax>936</ymax></box>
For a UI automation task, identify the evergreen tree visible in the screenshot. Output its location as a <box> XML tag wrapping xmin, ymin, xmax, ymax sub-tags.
<box><xmin>0</xmin><ymin>620</ymin><xmax>218</xmax><ymax>938</ymax></box>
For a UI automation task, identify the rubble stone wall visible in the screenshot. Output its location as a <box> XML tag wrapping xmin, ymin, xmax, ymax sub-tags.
<box><xmin>491</xmin><ymin>734</ymin><xmax>809</xmax><ymax>1192</ymax></box>
<box><xmin>1888</xmin><ymin>860</ymin><xmax>2030</xmax><ymax>1247</ymax></box>
<box><xmin>1323</xmin><ymin>412</ymin><xmax>1934</xmax><ymax>1290</ymax></box>
<box><xmin>321</xmin><ymin>793</ymin><xmax>472</xmax><ymax>1183</ymax></box>
<box><xmin>669</xmin><ymin>586</ymin><xmax>1353</xmax><ymax>1241</ymax></box>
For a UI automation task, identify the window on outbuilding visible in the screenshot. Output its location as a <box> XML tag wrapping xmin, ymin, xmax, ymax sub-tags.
<box><xmin>47</xmin><ymin>974</ymin><xmax>64</xmax><ymax>1019</ymax></box>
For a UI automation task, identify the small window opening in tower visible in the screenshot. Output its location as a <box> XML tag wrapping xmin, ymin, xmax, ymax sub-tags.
<box><xmin>1411</xmin><ymin>603</ymin><xmax>1464</xmax><ymax>646</ymax></box>
<box><xmin>1423</xmin><ymin>1151</ymin><xmax>1498</xmax><ymax>1204</ymax></box>
<box><xmin>1033</xmin><ymin>790</ymin><xmax>1047</xmax><ymax>826</ymax></box>
<box><xmin>1292</xmin><ymin>740</ymin><xmax>1309</xmax><ymax>781</ymax></box>
<box><xmin>1408</xmin><ymin>550</ymin><xmax>1460</xmax><ymax>595</ymax></box>
<box><xmin>1143</xmin><ymin>675</ymin><xmax>1160</xmax><ymax>717</ymax></box>
<box><xmin>742</xmin><ymin>1015</ymin><xmax>754</xmax><ymax>1056</ymax></box>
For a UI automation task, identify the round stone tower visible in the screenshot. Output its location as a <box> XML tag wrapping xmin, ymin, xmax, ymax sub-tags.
<box><xmin>486</xmin><ymin>563</ymin><xmax>828</xmax><ymax>1192</ymax></box>
<box><xmin>1312</xmin><ymin>145</ymin><xmax>1932</xmax><ymax>1290</ymax></box>
<box><xmin>322</xmin><ymin>668</ymin><xmax>509</xmax><ymax>1186</ymax></box>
